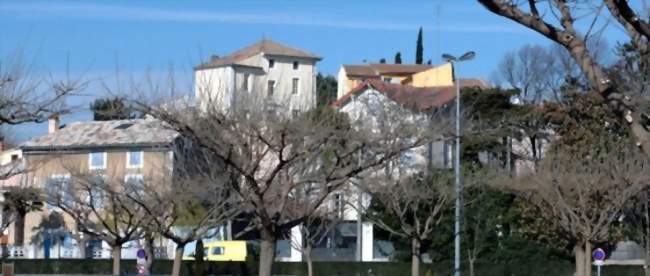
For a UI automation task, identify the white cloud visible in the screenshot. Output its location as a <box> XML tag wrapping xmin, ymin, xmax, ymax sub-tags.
<box><xmin>0</xmin><ymin>1</ymin><xmax>527</xmax><ymax>33</ymax></box>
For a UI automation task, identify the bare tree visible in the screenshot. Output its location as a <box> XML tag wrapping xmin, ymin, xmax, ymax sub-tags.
<box><xmin>477</xmin><ymin>0</ymin><xmax>650</xmax><ymax>156</ymax></box>
<box><xmin>493</xmin><ymin>140</ymin><xmax>650</xmax><ymax>276</ymax></box>
<box><xmin>361</xmin><ymin>168</ymin><xmax>451</xmax><ymax>276</ymax></box>
<box><xmin>125</xmin><ymin>143</ymin><xmax>240</xmax><ymax>276</ymax></box>
<box><xmin>496</xmin><ymin>44</ymin><xmax>552</xmax><ymax>103</ymax></box>
<box><xmin>45</xmin><ymin>172</ymin><xmax>152</xmax><ymax>276</ymax></box>
<box><xmin>139</xmin><ymin>99</ymin><xmax>441</xmax><ymax>276</ymax></box>
<box><xmin>495</xmin><ymin>38</ymin><xmax>609</xmax><ymax>104</ymax></box>
<box><xmin>287</xmin><ymin>206</ymin><xmax>341</xmax><ymax>276</ymax></box>
<box><xmin>0</xmin><ymin>52</ymin><xmax>83</xmax><ymax>127</ymax></box>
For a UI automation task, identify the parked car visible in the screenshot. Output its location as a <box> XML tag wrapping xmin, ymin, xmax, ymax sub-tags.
<box><xmin>183</xmin><ymin>241</ymin><xmax>257</xmax><ymax>261</ymax></box>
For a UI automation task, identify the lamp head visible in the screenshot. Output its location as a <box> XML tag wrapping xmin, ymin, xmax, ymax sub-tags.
<box><xmin>441</xmin><ymin>54</ymin><xmax>456</xmax><ymax>62</ymax></box>
<box><xmin>459</xmin><ymin>51</ymin><xmax>476</xmax><ymax>61</ymax></box>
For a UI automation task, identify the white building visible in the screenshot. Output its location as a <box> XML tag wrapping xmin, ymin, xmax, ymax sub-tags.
<box><xmin>330</xmin><ymin>79</ymin><xmax>457</xmax><ymax>261</ymax></box>
<box><xmin>194</xmin><ymin>39</ymin><xmax>321</xmax><ymax>115</ymax></box>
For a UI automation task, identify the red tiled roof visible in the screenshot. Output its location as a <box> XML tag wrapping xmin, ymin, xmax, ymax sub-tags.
<box><xmin>331</xmin><ymin>79</ymin><xmax>457</xmax><ymax>112</ymax></box>
<box><xmin>196</xmin><ymin>39</ymin><xmax>321</xmax><ymax>70</ymax></box>
<box><xmin>332</xmin><ymin>79</ymin><xmax>488</xmax><ymax>112</ymax></box>
<box><xmin>342</xmin><ymin>64</ymin><xmax>432</xmax><ymax>77</ymax></box>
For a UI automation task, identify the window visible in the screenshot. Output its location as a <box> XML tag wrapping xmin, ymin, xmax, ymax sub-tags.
<box><xmin>292</xmin><ymin>109</ymin><xmax>300</xmax><ymax>118</ymax></box>
<box><xmin>292</xmin><ymin>61</ymin><xmax>299</xmax><ymax>70</ymax></box>
<box><xmin>243</xmin><ymin>73</ymin><xmax>250</xmax><ymax>92</ymax></box>
<box><xmin>86</xmin><ymin>175</ymin><xmax>105</xmax><ymax>209</ymax></box>
<box><xmin>268</xmin><ymin>59</ymin><xmax>275</xmax><ymax>69</ymax></box>
<box><xmin>89</xmin><ymin>152</ymin><xmax>106</xmax><ymax>170</ymax></box>
<box><xmin>333</xmin><ymin>193</ymin><xmax>344</xmax><ymax>219</ymax></box>
<box><xmin>291</xmin><ymin>78</ymin><xmax>299</xmax><ymax>94</ymax></box>
<box><xmin>124</xmin><ymin>174</ymin><xmax>144</xmax><ymax>197</ymax></box>
<box><xmin>46</xmin><ymin>175</ymin><xmax>72</xmax><ymax>209</ymax></box>
<box><xmin>443</xmin><ymin>141</ymin><xmax>453</xmax><ymax>169</ymax></box>
<box><xmin>127</xmin><ymin>151</ymin><xmax>143</xmax><ymax>169</ymax></box>
<box><xmin>383</xmin><ymin>77</ymin><xmax>392</xmax><ymax>83</ymax></box>
<box><xmin>10</xmin><ymin>154</ymin><xmax>18</xmax><ymax>162</ymax></box>
<box><xmin>211</xmin><ymin>247</ymin><xmax>225</xmax><ymax>255</ymax></box>
<box><xmin>267</xmin><ymin>80</ymin><xmax>275</xmax><ymax>97</ymax></box>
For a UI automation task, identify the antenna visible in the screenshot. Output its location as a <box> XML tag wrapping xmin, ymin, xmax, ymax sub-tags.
<box><xmin>436</xmin><ymin>5</ymin><xmax>441</xmax><ymax>64</ymax></box>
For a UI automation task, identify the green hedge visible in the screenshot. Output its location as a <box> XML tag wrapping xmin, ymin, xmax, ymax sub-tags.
<box><xmin>1</xmin><ymin>259</ymin><xmax>646</xmax><ymax>276</ymax></box>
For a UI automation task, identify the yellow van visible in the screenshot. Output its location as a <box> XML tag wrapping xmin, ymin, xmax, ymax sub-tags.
<box><xmin>183</xmin><ymin>240</ymin><xmax>253</xmax><ymax>261</ymax></box>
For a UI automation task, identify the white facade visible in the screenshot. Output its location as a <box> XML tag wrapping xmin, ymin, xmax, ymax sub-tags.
<box><xmin>333</xmin><ymin>86</ymin><xmax>452</xmax><ymax>261</ymax></box>
<box><xmin>336</xmin><ymin>67</ymin><xmax>349</xmax><ymax>100</ymax></box>
<box><xmin>195</xmin><ymin>53</ymin><xmax>318</xmax><ymax>115</ymax></box>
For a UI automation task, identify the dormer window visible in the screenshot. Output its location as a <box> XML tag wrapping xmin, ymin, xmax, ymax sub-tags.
<box><xmin>293</xmin><ymin>61</ymin><xmax>299</xmax><ymax>70</ymax></box>
<box><xmin>269</xmin><ymin>59</ymin><xmax>275</xmax><ymax>69</ymax></box>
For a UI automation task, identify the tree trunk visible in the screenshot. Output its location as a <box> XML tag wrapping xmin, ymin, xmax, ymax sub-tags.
<box><xmin>469</xmin><ymin>256</ymin><xmax>476</xmax><ymax>276</ymax></box>
<box><xmin>584</xmin><ymin>242</ymin><xmax>592</xmax><ymax>276</ymax></box>
<box><xmin>411</xmin><ymin>238</ymin><xmax>421</xmax><ymax>276</ymax></box>
<box><xmin>171</xmin><ymin>244</ymin><xmax>185</xmax><ymax>276</ymax></box>
<box><xmin>574</xmin><ymin>243</ymin><xmax>586</xmax><ymax>276</ymax></box>
<box><xmin>646</xmin><ymin>237</ymin><xmax>650</xmax><ymax>276</ymax></box>
<box><xmin>111</xmin><ymin>245</ymin><xmax>121</xmax><ymax>276</ymax></box>
<box><xmin>145</xmin><ymin>235</ymin><xmax>155</xmax><ymax>273</ymax></box>
<box><xmin>305</xmin><ymin>243</ymin><xmax>314</xmax><ymax>276</ymax></box>
<box><xmin>195</xmin><ymin>239</ymin><xmax>205</xmax><ymax>276</ymax></box>
<box><xmin>259</xmin><ymin>230</ymin><xmax>277</xmax><ymax>276</ymax></box>
<box><xmin>14</xmin><ymin>212</ymin><xmax>25</xmax><ymax>246</ymax></box>
<box><xmin>645</xmin><ymin>233</ymin><xmax>650</xmax><ymax>276</ymax></box>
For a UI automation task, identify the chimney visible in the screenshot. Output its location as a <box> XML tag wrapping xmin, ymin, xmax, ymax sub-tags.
<box><xmin>48</xmin><ymin>116</ymin><xmax>60</xmax><ymax>134</ymax></box>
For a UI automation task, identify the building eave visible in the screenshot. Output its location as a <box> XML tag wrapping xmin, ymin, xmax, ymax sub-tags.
<box><xmin>21</xmin><ymin>142</ymin><xmax>174</xmax><ymax>155</ymax></box>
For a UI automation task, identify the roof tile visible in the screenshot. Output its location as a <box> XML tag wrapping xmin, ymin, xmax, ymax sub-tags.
<box><xmin>21</xmin><ymin>118</ymin><xmax>178</xmax><ymax>151</ymax></box>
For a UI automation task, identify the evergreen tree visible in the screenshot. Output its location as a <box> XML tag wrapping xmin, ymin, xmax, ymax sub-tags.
<box><xmin>416</xmin><ymin>27</ymin><xmax>424</xmax><ymax>64</ymax></box>
<box><xmin>379</xmin><ymin>58</ymin><xmax>387</xmax><ymax>64</ymax></box>
<box><xmin>89</xmin><ymin>97</ymin><xmax>135</xmax><ymax>121</ymax></box>
<box><xmin>394</xmin><ymin>52</ymin><xmax>402</xmax><ymax>64</ymax></box>
<box><xmin>316</xmin><ymin>73</ymin><xmax>338</xmax><ymax>106</ymax></box>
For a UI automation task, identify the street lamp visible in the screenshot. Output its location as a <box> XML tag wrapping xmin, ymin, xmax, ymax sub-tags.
<box><xmin>442</xmin><ymin>51</ymin><xmax>475</xmax><ymax>276</ymax></box>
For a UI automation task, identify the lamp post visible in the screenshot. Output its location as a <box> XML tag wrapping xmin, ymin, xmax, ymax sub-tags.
<box><xmin>442</xmin><ymin>51</ymin><xmax>475</xmax><ymax>276</ymax></box>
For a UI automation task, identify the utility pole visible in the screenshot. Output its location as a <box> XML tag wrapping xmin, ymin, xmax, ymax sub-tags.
<box><xmin>442</xmin><ymin>51</ymin><xmax>475</xmax><ymax>276</ymax></box>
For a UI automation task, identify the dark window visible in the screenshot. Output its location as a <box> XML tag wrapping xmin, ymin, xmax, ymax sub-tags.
<box><xmin>10</xmin><ymin>154</ymin><xmax>18</xmax><ymax>162</ymax></box>
<box><xmin>292</xmin><ymin>109</ymin><xmax>299</xmax><ymax>118</ymax></box>
<box><xmin>269</xmin><ymin>59</ymin><xmax>275</xmax><ymax>68</ymax></box>
<box><xmin>334</xmin><ymin>193</ymin><xmax>344</xmax><ymax>219</ymax></box>
<box><xmin>293</xmin><ymin>61</ymin><xmax>299</xmax><ymax>70</ymax></box>
<box><xmin>267</xmin><ymin>80</ymin><xmax>275</xmax><ymax>97</ymax></box>
<box><xmin>211</xmin><ymin>247</ymin><xmax>225</xmax><ymax>255</ymax></box>
<box><xmin>243</xmin><ymin>73</ymin><xmax>250</xmax><ymax>91</ymax></box>
<box><xmin>292</xmin><ymin>78</ymin><xmax>299</xmax><ymax>94</ymax></box>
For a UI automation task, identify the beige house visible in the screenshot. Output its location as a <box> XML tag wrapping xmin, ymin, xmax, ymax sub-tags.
<box><xmin>195</xmin><ymin>39</ymin><xmax>322</xmax><ymax>115</ymax></box>
<box><xmin>336</xmin><ymin>64</ymin><xmax>432</xmax><ymax>99</ymax></box>
<box><xmin>16</xmin><ymin>117</ymin><xmax>178</xmax><ymax>259</ymax></box>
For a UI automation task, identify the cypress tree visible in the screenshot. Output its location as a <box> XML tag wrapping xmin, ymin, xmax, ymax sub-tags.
<box><xmin>394</xmin><ymin>52</ymin><xmax>402</xmax><ymax>64</ymax></box>
<box><xmin>416</xmin><ymin>27</ymin><xmax>424</xmax><ymax>64</ymax></box>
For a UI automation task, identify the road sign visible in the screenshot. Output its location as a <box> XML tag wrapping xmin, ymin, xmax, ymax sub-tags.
<box><xmin>136</xmin><ymin>249</ymin><xmax>148</xmax><ymax>276</ymax></box>
<box><xmin>593</xmin><ymin>248</ymin><xmax>605</xmax><ymax>276</ymax></box>
<box><xmin>137</xmin><ymin>249</ymin><xmax>147</xmax><ymax>259</ymax></box>
<box><xmin>593</xmin><ymin>248</ymin><xmax>606</xmax><ymax>263</ymax></box>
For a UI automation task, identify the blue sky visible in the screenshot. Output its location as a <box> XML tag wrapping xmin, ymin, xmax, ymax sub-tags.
<box><xmin>0</xmin><ymin>0</ymin><xmax>629</xmax><ymax>142</ymax></box>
